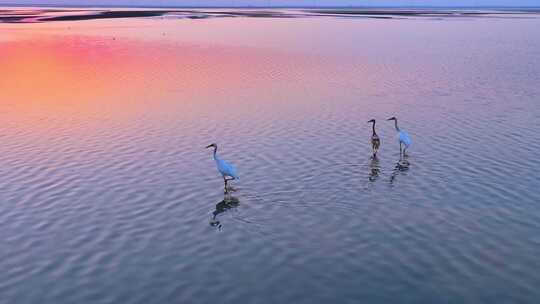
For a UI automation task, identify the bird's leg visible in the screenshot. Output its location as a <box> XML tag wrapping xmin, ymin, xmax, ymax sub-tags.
<box><xmin>223</xmin><ymin>177</ymin><xmax>229</xmax><ymax>194</ymax></box>
<box><xmin>399</xmin><ymin>142</ymin><xmax>403</xmax><ymax>159</ymax></box>
<box><xmin>225</xmin><ymin>177</ymin><xmax>236</xmax><ymax>192</ymax></box>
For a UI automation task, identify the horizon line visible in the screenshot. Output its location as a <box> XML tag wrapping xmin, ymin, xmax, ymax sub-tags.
<box><xmin>1</xmin><ymin>3</ymin><xmax>540</xmax><ymax>9</ymax></box>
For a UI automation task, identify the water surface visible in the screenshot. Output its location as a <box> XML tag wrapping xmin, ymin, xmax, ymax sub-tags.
<box><xmin>1</xmin><ymin>9</ymin><xmax>540</xmax><ymax>304</ymax></box>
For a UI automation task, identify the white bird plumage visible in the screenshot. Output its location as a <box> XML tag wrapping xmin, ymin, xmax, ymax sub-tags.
<box><xmin>206</xmin><ymin>143</ymin><xmax>238</xmax><ymax>193</ymax></box>
<box><xmin>387</xmin><ymin>117</ymin><xmax>412</xmax><ymax>156</ymax></box>
<box><xmin>214</xmin><ymin>154</ymin><xmax>238</xmax><ymax>179</ymax></box>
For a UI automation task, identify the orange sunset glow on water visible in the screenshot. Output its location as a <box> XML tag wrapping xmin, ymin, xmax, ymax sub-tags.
<box><xmin>1</xmin><ymin>17</ymin><xmax>375</xmax><ymax>116</ymax></box>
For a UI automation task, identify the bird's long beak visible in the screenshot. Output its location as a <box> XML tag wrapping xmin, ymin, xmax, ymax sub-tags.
<box><xmin>387</xmin><ymin>118</ymin><xmax>394</xmax><ymax>121</ymax></box>
<box><xmin>205</xmin><ymin>144</ymin><xmax>214</xmax><ymax>149</ymax></box>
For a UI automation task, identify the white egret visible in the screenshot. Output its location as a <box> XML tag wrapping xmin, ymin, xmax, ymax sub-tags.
<box><xmin>206</xmin><ymin>143</ymin><xmax>239</xmax><ymax>193</ymax></box>
<box><xmin>367</xmin><ymin>119</ymin><xmax>381</xmax><ymax>158</ymax></box>
<box><xmin>387</xmin><ymin>117</ymin><xmax>412</xmax><ymax>156</ymax></box>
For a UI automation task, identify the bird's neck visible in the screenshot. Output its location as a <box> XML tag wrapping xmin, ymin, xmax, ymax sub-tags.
<box><xmin>394</xmin><ymin>120</ymin><xmax>400</xmax><ymax>132</ymax></box>
<box><xmin>371</xmin><ymin>121</ymin><xmax>376</xmax><ymax>135</ymax></box>
<box><xmin>213</xmin><ymin>146</ymin><xmax>218</xmax><ymax>159</ymax></box>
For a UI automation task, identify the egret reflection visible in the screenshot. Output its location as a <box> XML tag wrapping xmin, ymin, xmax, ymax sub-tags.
<box><xmin>210</xmin><ymin>194</ymin><xmax>240</xmax><ymax>230</ymax></box>
<box><xmin>368</xmin><ymin>157</ymin><xmax>381</xmax><ymax>182</ymax></box>
<box><xmin>390</xmin><ymin>154</ymin><xmax>410</xmax><ymax>184</ymax></box>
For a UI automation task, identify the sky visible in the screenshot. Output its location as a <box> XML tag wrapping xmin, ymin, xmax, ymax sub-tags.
<box><xmin>0</xmin><ymin>0</ymin><xmax>539</xmax><ymax>7</ymax></box>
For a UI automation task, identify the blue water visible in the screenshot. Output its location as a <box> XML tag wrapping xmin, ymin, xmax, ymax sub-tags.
<box><xmin>1</xmin><ymin>9</ymin><xmax>540</xmax><ymax>304</ymax></box>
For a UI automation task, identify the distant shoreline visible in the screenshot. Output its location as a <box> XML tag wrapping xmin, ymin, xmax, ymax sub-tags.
<box><xmin>1</xmin><ymin>4</ymin><xmax>540</xmax><ymax>10</ymax></box>
<box><xmin>1</xmin><ymin>6</ymin><xmax>539</xmax><ymax>24</ymax></box>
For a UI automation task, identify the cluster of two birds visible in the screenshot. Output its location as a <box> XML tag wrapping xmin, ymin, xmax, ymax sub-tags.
<box><xmin>368</xmin><ymin>116</ymin><xmax>412</xmax><ymax>158</ymax></box>
<box><xmin>207</xmin><ymin>117</ymin><xmax>411</xmax><ymax>192</ymax></box>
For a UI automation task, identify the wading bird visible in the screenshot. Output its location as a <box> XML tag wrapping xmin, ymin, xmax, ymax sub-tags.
<box><xmin>368</xmin><ymin>119</ymin><xmax>381</xmax><ymax>158</ymax></box>
<box><xmin>387</xmin><ymin>117</ymin><xmax>411</xmax><ymax>156</ymax></box>
<box><xmin>206</xmin><ymin>143</ymin><xmax>238</xmax><ymax>193</ymax></box>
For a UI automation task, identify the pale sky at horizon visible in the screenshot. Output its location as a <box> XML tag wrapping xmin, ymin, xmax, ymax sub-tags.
<box><xmin>0</xmin><ymin>0</ymin><xmax>539</xmax><ymax>7</ymax></box>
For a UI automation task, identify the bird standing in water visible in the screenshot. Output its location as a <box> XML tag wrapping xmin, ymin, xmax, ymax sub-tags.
<box><xmin>206</xmin><ymin>143</ymin><xmax>238</xmax><ymax>193</ymax></box>
<box><xmin>387</xmin><ymin>117</ymin><xmax>411</xmax><ymax>157</ymax></box>
<box><xmin>368</xmin><ymin>119</ymin><xmax>380</xmax><ymax>158</ymax></box>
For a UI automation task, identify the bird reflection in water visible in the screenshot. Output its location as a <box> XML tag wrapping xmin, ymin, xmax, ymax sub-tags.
<box><xmin>210</xmin><ymin>194</ymin><xmax>240</xmax><ymax>230</ymax></box>
<box><xmin>390</xmin><ymin>154</ymin><xmax>410</xmax><ymax>184</ymax></box>
<box><xmin>368</xmin><ymin>157</ymin><xmax>381</xmax><ymax>182</ymax></box>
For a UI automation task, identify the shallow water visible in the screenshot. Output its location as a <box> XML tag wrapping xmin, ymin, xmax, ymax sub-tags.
<box><xmin>1</xmin><ymin>9</ymin><xmax>540</xmax><ymax>304</ymax></box>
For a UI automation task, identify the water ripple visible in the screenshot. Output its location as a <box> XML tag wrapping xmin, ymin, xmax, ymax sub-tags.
<box><xmin>1</xmin><ymin>11</ymin><xmax>540</xmax><ymax>304</ymax></box>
